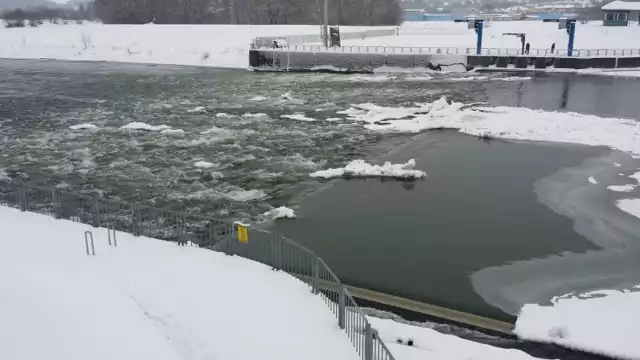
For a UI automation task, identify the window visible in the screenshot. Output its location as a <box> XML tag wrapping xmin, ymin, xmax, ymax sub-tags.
<box><xmin>605</xmin><ymin>12</ymin><xmax>628</xmax><ymax>21</ymax></box>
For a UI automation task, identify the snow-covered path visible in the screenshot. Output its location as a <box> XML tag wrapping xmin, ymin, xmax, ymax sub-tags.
<box><xmin>0</xmin><ymin>207</ymin><xmax>359</xmax><ymax>360</ymax></box>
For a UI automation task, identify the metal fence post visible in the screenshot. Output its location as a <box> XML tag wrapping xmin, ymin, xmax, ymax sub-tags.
<box><xmin>364</xmin><ymin>323</ymin><xmax>373</xmax><ymax>360</ymax></box>
<box><xmin>274</xmin><ymin>233</ymin><xmax>282</xmax><ymax>270</ymax></box>
<box><xmin>312</xmin><ymin>256</ymin><xmax>320</xmax><ymax>294</ymax></box>
<box><xmin>338</xmin><ymin>283</ymin><xmax>345</xmax><ymax>329</ymax></box>
<box><xmin>92</xmin><ymin>198</ymin><xmax>100</xmax><ymax>228</ymax></box>
<box><xmin>19</xmin><ymin>182</ymin><xmax>26</xmax><ymax>212</ymax></box>
<box><xmin>132</xmin><ymin>206</ymin><xmax>141</xmax><ymax>236</ymax></box>
<box><xmin>51</xmin><ymin>188</ymin><xmax>60</xmax><ymax>219</ymax></box>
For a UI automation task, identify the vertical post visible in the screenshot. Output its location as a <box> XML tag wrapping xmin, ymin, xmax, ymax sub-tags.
<box><xmin>92</xmin><ymin>198</ymin><xmax>100</xmax><ymax>228</ymax></box>
<box><xmin>19</xmin><ymin>182</ymin><xmax>26</xmax><ymax>212</ymax></box>
<box><xmin>566</xmin><ymin>20</ymin><xmax>576</xmax><ymax>57</ymax></box>
<box><xmin>475</xmin><ymin>20</ymin><xmax>484</xmax><ymax>56</ymax></box>
<box><xmin>274</xmin><ymin>233</ymin><xmax>282</xmax><ymax>270</ymax></box>
<box><xmin>364</xmin><ymin>323</ymin><xmax>373</xmax><ymax>360</ymax></box>
<box><xmin>338</xmin><ymin>284</ymin><xmax>345</xmax><ymax>329</ymax></box>
<box><xmin>132</xmin><ymin>206</ymin><xmax>141</xmax><ymax>236</ymax></box>
<box><xmin>312</xmin><ymin>257</ymin><xmax>320</xmax><ymax>294</ymax></box>
<box><xmin>52</xmin><ymin>188</ymin><xmax>60</xmax><ymax>219</ymax></box>
<box><xmin>323</xmin><ymin>0</ymin><xmax>329</xmax><ymax>48</ymax></box>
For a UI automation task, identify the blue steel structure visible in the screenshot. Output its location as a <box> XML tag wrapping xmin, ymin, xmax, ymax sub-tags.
<box><xmin>566</xmin><ymin>19</ymin><xmax>576</xmax><ymax>56</ymax></box>
<box><xmin>474</xmin><ymin>19</ymin><xmax>484</xmax><ymax>55</ymax></box>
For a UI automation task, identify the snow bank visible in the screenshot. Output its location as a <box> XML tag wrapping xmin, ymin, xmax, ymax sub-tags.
<box><xmin>0</xmin><ymin>207</ymin><xmax>359</xmax><ymax>360</ymax></box>
<box><xmin>607</xmin><ymin>184</ymin><xmax>636</xmax><ymax>192</ymax></box>
<box><xmin>282</xmin><ymin>114</ymin><xmax>316</xmax><ymax>122</ymax></box>
<box><xmin>617</xmin><ymin>199</ymin><xmax>640</xmax><ymax>219</ymax></box>
<box><xmin>310</xmin><ymin>159</ymin><xmax>426</xmax><ymax>179</ymax></box>
<box><xmin>516</xmin><ymin>287</ymin><xmax>640</xmax><ymax>360</ymax></box>
<box><xmin>368</xmin><ymin>316</ymin><xmax>542</xmax><ymax>360</ymax></box>
<box><xmin>0</xmin><ymin>23</ymin><xmax>387</xmax><ymax>68</ymax></box>
<box><xmin>69</xmin><ymin>123</ymin><xmax>98</xmax><ymax>130</ymax></box>
<box><xmin>264</xmin><ymin>206</ymin><xmax>296</xmax><ymax>219</ymax></box>
<box><xmin>120</xmin><ymin>122</ymin><xmax>171</xmax><ymax>131</ymax></box>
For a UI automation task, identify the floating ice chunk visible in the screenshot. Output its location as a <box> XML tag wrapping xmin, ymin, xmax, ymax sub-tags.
<box><xmin>216</xmin><ymin>113</ymin><xmax>231</xmax><ymax>118</ymax></box>
<box><xmin>250</xmin><ymin>96</ymin><xmax>267</xmax><ymax>101</ymax></box>
<box><xmin>69</xmin><ymin>124</ymin><xmax>97</xmax><ymax>130</ymax></box>
<box><xmin>614</xmin><ymin>163</ymin><xmax>622</xmax><ymax>167</ymax></box>
<box><xmin>149</xmin><ymin>103</ymin><xmax>173</xmax><ymax>110</ymax></box>
<box><xmin>325</xmin><ymin>118</ymin><xmax>342</xmax><ymax>122</ymax></box>
<box><xmin>187</xmin><ymin>106</ymin><xmax>207</xmax><ymax>113</ymax></box>
<box><xmin>588</xmin><ymin>177</ymin><xmax>598</xmax><ymax>185</ymax></box>
<box><xmin>311</xmin><ymin>159</ymin><xmax>426</xmax><ymax>180</ymax></box>
<box><xmin>194</xmin><ymin>161</ymin><xmax>216</xmax><ymax>169</ymax></box>
<box><xmin>281</xmin><ymin>114</ymin><xmax>316</xmax><ymax>122</ymax></box>
<box><xmin>120</xmin><ymin>122</ymin><xmax>172</xmax><ymax>131</ymax></box>
<box><xmin>161</xmin><ymin>129</ymin><xmax>185</xmax><ymax>137</ymax></box>
<box><xmin>630</xmin><ymin>171</ymin><xmax>640</xmax><ymax>183</ymax></box>
<box><xmin>607</xmin><ymin>184</ymin><xmax>636</xmax><ymax>192</ymax></box>
<box><xmin>263</xmin><ymin>206</ymin><xmax>296</xmax><ymax>220</ymax></box>
<box><xmin>242</xmin><ymin>113</ymin><xmax>268</xmax><ymax>118</ymax></box>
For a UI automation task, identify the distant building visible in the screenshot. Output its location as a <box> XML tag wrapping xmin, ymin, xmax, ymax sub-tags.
<box><xmin>601</xmin><ymin>0</ymin><xmax>640</xmax><ymax>26</ymax></box>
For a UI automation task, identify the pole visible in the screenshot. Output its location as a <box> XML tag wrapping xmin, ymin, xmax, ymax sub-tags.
<box><xmin>566</xmin><ymin>20</ymin><xmax>576</xmax><ymax>57</ymax></box>
<box><xmin>323</xmin><ymin>0</ymin><xmax>329</xmax><ymax>48</ymax></box>
<box><xmin>475</xmin><ymin>20</ymin><xmax>483</xmax><ymax>55</ymax></box>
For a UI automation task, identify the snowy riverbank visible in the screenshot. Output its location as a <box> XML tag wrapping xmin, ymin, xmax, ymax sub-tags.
<box><xmin>0</xmin><ymin>206</ymin><xmax>546</xmax><ymax>360</ymax></box>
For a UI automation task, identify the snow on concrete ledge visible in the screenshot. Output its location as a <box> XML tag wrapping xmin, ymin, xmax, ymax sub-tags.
<box><xmin>369</xmin><ymin>316</ymin><xmax>542</xmax><ymax>360</ymax></box>
<box><xmin>310</xmin><ymin>159</ymin><xmax>426</xmax><ymax>180</ymax></box>
<box><xmin>516</xmin><ymin>287</ymin><xmax>640</xmax><ymax>360</ymax></box>
<box><xmin>0</xmin><ymin>206</ymin><xmax>359</xmax><ymax>360</ymax></box>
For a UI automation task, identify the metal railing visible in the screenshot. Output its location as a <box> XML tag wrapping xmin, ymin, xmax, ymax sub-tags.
<box><xmin>0</xmin><ymin>180</ymin><xmax>395</xmax><ymax>360</ymax></box>
<box><xmin>251</xmin><ymin>28</ymin><xmax>397</xmax><ymax>48</ymax></box>
<box><xmin>251</xmin><ymin>42</ymin><xmax>640</xmax><ymax>58</ymax></box>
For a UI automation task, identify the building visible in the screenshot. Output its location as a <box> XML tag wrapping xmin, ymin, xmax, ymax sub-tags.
<box><xmin>601</xmin><ymin>0</ymin><xmax>640</xmax><ymax>26</ymax></box>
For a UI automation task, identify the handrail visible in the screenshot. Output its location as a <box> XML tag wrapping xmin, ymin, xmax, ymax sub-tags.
<box><xmin>0</xmin><ymin>179</ymin><xmax>395</xmax><ymax>360</ymax></box>
<box><xmin>251</xmin><ymin>42</ymin><xmax>640</xmax><ymax>58</ymax></box>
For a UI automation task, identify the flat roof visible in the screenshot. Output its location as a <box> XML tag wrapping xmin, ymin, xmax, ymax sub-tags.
<box><xmin>602</xmin><ymin>0</ymin><xmax>640</xmax><ymax>11</ymax></box>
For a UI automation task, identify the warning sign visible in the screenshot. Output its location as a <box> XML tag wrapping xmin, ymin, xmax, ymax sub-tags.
<box><xmin>237</xmin><ymin>224</ymin><xmax>249</xmax><ymax>243</ymax></box>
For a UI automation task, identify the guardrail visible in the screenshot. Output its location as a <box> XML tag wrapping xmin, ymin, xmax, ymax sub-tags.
<box><xmin>251</xmin><ymin>43</ymin><xmax>640</xmax><ymax>58</ymax></box>
<box><xmin>0</xmin><ymin>180</ymin><xmax>395</xmax><ymax>360</ymax></box>
<box><xmin>251</xmin><ymin>28</ymin><xmax>396</xmax><ymax>48</ymax></box>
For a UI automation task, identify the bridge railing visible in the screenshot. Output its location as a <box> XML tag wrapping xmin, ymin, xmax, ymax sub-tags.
<box><xmin>0</xmin><ymin>179</ymin><xmax>395</xmax><ymax>360</ymax></box>
<box><xmin>251</xmin><ymin>43</ymin><xmax>640</xmax><ymax>58</ymax></box>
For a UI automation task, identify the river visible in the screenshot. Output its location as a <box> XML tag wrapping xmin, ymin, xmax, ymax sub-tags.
<box><xmin>2</xmin><ymin>59</ymin><xmax>640</xmax><ymax>357</ymax></box>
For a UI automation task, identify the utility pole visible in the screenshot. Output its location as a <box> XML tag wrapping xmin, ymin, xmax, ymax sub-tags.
<box><xmin>323</xmin><ymin>0</ymin><xmax>329</xmax><ymax>47</ymax></box>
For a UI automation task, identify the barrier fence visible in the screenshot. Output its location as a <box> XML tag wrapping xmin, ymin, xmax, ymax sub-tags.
<box><xmin>0</xmin><ymin>180</ymin><xmax>395</xmax><ymax>360</ymax></box>
<box><xmin>251</xmin><ymin>43</ymin><xmax>640</xmax><ymax>58</ymax></box>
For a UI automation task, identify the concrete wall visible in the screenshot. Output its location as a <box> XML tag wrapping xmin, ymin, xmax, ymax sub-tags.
<box><xmin>249</xmin><ymin>49</ymin><xmax>640</xmax><ymax>72</ymax></box>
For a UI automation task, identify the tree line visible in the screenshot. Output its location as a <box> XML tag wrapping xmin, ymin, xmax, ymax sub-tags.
<box><xmin>94</xmin><ymin>0</ymin><xmax>400</xmax><ymax>25</ymax></box>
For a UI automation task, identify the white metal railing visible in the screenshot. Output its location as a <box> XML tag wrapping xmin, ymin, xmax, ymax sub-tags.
<box><xmin>251</xmin><ymin>43</ymin><xmax>640</xmax><ymax>58</ymax></box>
<box><xmin>251</xmin><ymin>28</ymin><xmax>396</xmax><ymax>48</ymax></box>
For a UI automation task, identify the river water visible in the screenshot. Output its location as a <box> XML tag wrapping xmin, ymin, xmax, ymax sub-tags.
<box><xmin>2</xmin><ymin>59</ymin><xmax>640</xmax><ymax>347</ymax></box>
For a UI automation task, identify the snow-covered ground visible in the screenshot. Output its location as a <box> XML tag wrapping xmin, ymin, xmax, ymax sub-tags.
<box><xmin>0</xmin><ymin>206</ymin><xmax>358</xmax><ymax>360</ymax></box>
<box><xmin>343</xmin><ymin>21</ymin><xmax>640</xmax><ymax>53</ymax></box>
<box><xmin>0</xmin><ymin>206</ymin><xmax>548</xmax><ymax>360</ymax></box>
<box><xmin>516</xmin><ymin>287</ymin><xmax>640</xmax><ymax>360</ymax></box>
<box><xmin>0</xmin><ymin>22</ymin><xmax>382</xmax><ymax>68</ymax></box>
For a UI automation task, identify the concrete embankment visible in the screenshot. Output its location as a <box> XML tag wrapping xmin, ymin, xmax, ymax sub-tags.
<box><xmin>249</xmin><ymin>49</ymin><xmax>640</xmax><ymax>72</ymax></box>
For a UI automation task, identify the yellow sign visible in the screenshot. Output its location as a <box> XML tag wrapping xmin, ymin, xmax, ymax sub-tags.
<box><xmin>237</xmin><ymin>224</ymin><xmax>248</xmax><ymax>243</ymax></box>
